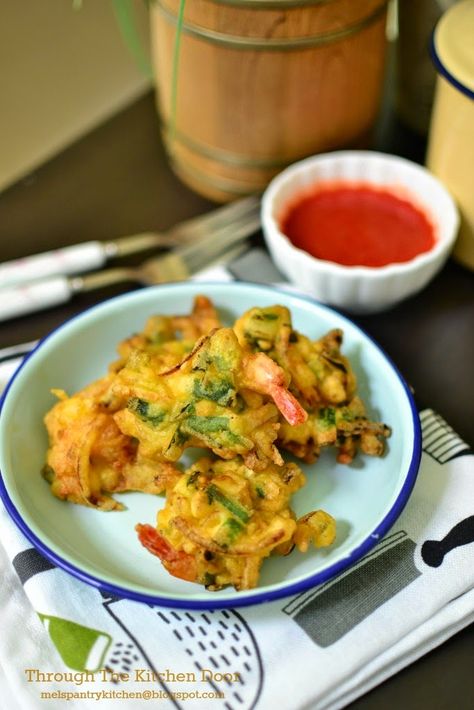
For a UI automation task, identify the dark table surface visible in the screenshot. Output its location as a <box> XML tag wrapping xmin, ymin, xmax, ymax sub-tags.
<box><xmin>0</xmin><ymin>92</ymin><xmax>473</xmax><ymax>708</ymax></box>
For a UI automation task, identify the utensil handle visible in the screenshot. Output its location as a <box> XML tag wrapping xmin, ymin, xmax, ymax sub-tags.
<box><xmin>0</xmin><ymin>241</ymin><xmax>107</xmax><ymax>289</ymax></box>
<box><xmin>0</xmin><ymin>277</ymin><xmax>72</xmax><ymax>321</ymax></box>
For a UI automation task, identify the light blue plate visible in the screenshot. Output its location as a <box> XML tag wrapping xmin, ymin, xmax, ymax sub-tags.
<box><xmin>0</xmin><ymin>283</ymin><xmax>421</xmax><ymax>608</ymax></box>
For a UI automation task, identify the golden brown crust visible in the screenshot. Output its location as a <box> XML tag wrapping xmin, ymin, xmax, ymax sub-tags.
<box><xmin>43</xmin><ymin>296</ymin><xmax>391</xmax><ymax>591</ymax></box>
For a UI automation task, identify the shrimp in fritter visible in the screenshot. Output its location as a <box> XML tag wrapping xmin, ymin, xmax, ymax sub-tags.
<box><xmin>111</xmin><ymin>327</ymin><xmax>306</xmax><ymax>469</ymax></box>
<box><xmin>234</xmin><ymin>305</ymin><xmax>356</xmax><ymax>409</ymax></box>
<box><xmin>136</xmin><ymin>456</ymin><xmax>335</xmax><ymax>591</ymax></box>
<box><xmin>235</xmin><ymin>305</ymin><xmax>389</xmax><ymax>462</ymax></box>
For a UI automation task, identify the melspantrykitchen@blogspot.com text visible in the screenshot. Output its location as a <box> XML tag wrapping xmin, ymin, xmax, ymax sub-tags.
<box><xmin>39</xmin><ymin>689</ymin><xmax>225</xmax><ymax>702</ymax></box>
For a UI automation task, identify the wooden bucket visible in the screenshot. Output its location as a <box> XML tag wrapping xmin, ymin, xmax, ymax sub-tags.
<box><xmin>150</xmin><ymin>0</ymin><xmax>389</xmax><ymax>201</ymax></box>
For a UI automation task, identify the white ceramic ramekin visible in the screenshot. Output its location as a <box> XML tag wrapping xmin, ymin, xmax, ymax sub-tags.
<box><xmin>262</xmin><ymin>151</ymin><xmax>459</xmax><ymax>314</ymax></box>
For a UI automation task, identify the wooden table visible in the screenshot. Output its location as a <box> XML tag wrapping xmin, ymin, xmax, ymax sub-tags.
<box><xmin>0</xmin><ymin>92</ymin><xmax>473</xmax><ymax>709</ymax></box>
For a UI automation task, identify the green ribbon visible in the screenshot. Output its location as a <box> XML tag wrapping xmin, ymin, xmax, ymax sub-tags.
<box><xmin>111</xmin><ymin>0</ymin><xmax>186</xmax><ymax>139</ymax></box>
<box><xmin>111</xmin><ymin>0</ymin><xmax>153</xmax><ymax>79</ymax></box>
<box><xmin>170</xmin><ymin>0</ymin><xmax>186</xmax><ymax>140</ymax></box>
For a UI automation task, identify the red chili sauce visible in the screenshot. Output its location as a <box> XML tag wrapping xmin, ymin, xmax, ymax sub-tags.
<box><xmin>281</xmin><ymin>182</ymin><xmax>436</xmax><ymax>267</ymax></box>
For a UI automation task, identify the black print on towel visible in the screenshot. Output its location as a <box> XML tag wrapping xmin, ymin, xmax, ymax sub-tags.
<box><xmin>420</xmin><ymin>410</ymin><xmax>472</xmax><ymax>463</ymax></box>
<box><xmin>101</xmin><ymin>596</ymin><xmax>264</xmax><ymax>710</ymax></box>
<box><xmin>12</xmin><ymin>547</ymin><xmax>55</xmax><ymax>584</ymax></box>
<box><xmin>282</xmin><ymin>531</ymin><xmax>421</xmax><ymax>647</ymax></box>
<box><xmin>422</xmin><ymin>516</ymin><xmax>474</xmax><ymax>567</ymax></box>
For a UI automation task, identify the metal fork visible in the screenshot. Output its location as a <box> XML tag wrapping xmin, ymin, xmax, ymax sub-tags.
<box><xmin>0</xmin><ymin>208</ymin><xmax>260</xmax><ymax>322</ymax></box>
<box><xmin>0</xmin><ymin>196</ymin><xmax>260</xmax><ymax>289</ymax></box>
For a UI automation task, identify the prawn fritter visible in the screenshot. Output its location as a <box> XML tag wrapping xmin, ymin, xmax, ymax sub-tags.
<box><xmin>279</xmin><ymin>396</ymin><xmax>391</xmax><ymax>464</ymax></box>
<box><xmin>235</xmin><ymin>305</ymin><xmax>390</xmax><ymax>461</ymax></box>
<box><xmin>112</xmin><ymin>327</ymin><xmax>306</xmax><ymax>468</ymax></box>
<box><xmin>170</xmin><ymin>294</ymin><xmax>222</xmax><ymax>340</ymax></box>
<box><xmin>43</xmin><ymin>381</ymin><xmax>181</xmax><ymax>510</ymax></box>
<box><xmin>136</xmin><ymin>457</ymin><xmax>336</xmax><ymax>591</ymax></box>
<box><xmin>112</xmin><ymin>295</ymin><xmax>222</xmax><ymax>372</ymax></box>
<box><xmin>234</xmin><ymin>305</ymin><xmax>356</xmax><ymax>409</ymax></box>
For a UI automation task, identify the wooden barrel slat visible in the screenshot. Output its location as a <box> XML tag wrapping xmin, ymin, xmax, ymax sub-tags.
<box><xmin>151</xmin><ymin>0</ymin><xmax>388</xmax><ymax>201</ymax></box>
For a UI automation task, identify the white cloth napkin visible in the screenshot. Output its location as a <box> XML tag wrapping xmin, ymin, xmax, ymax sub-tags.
<box><xmin>1</xmin><ymin>253</ymin><xmax>473</xmax><ymax>710</ymax></box>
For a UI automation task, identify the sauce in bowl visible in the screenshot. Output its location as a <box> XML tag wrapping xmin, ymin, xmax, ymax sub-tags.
<box><xmin>281</xmin><ymin>182</ymin><xmax>436</xmax><ymax>267</ymax></box>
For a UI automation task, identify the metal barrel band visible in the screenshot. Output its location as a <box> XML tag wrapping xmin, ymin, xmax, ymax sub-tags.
<box><xmin>213</xmin><ymin>0</ymin><xmax>344</xmax><ymax>8</ymax></box>
<box><xmin>156</xmin><ymin>0</ymin><xmax>388</xmax><ymax>51</ymax></box>
<box><xmin>167</xmin><ymin>151</ymin><xmax>264</xmax><ymax>197</ymax></box>
<box><xmin>162</xmin><ymin>123</ymin><xmax>321</xmax><ymax>169</ymax></box>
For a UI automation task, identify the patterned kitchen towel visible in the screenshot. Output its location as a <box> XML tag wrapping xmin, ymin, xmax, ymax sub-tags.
<box><xmin>0</xmin><ymin>251</ymin><xmax>473</xmax><ymax>710</ymax></box>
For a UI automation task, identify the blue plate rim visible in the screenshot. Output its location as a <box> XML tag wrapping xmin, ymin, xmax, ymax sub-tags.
<box><xmin>0</xmin><ymin>281</ymin><xmax>422</xmax><ymax>609</ymax></box>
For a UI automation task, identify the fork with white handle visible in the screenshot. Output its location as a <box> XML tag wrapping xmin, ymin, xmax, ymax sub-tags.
<box><xmin>0</xmin><ymin>208</ymin><xmax>259</xmax><ymax>321</ymax></box>
<box><xmin>0</xmin><ymin>196</ymin><xmax>260</xmax><ymax>289</ymax></box>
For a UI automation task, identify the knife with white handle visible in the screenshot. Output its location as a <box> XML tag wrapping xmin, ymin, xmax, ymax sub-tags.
<box><xmin>0</xmin><ymin>238</ymin><xmax>252</xmax><ymax>322</ymax></box>
<box><xmin>0</xmin><ymin>276</ymin><xmax>75</xmax><ymax>321</ymax></box>
<box><xmin>0</xmin><ymin>242</ymin><xmax>114</xmax><ymax>290</ymax></box>
<box><xmin>0</xmin><ymin>196</ymin><xmax>260</xmax><ymax>289</ymax></box>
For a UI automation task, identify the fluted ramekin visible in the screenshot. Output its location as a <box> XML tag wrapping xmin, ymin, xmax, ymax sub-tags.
<box><xmin>262</xmin><ymin>151</ymin><xmax>459</xmax><ymax>314</ymax></box>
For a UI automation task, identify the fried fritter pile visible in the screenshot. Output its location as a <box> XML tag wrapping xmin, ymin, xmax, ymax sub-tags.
<box><xmin>43</xmin><ymin>295</ymin><xmax>390</xmax><ymax>591</ymax></box>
